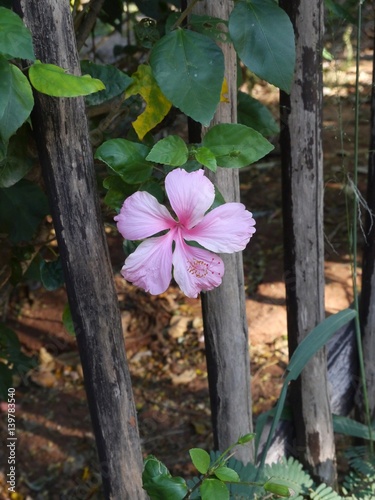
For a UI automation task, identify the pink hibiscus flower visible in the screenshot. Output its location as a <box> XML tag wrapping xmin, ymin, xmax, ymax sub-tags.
<box><xmin>114</xmin><ymin>168</ymin><xmax>256</xmax><ymax>298</ymax></box>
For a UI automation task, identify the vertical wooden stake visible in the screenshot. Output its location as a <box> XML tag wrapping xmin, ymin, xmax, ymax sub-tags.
<box><xmin>194</xmin><ymin>0</ymin><xmax>253</xmax><ymax>464</ymax></box>
<box><xmin>280</xmin><ymin>0</ymin><xmax>337</xmax><ymax>486</ymax></box>
<box><xmin>14</xmin><ymin>1</ymin><xmax>145</xmax><ymax>497</ymax></box>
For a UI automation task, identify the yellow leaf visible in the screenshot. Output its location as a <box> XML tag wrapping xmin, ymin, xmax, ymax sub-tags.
<box><xmin>125</xmin><ymin>64</ymin><xmax>172</xmax><ymax>140</ymax></box>
<box><xmin>82</xmin><ymin>466</ymin><xmax>90</xmax><ymax>481</ymax></box>
<box><xmin>220</xmin><ymin>77</ymin><xmax>229</xmax><ymax>103</ymax></box>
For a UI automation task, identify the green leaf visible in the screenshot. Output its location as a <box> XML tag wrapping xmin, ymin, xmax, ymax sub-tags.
<box><xmin>140</xmin><ymin>180</ymin><xmax>164</xmax><ymax>203</ymax></box>
<box><xmin>125</xmin><ymin>64</ymin><xmax>172</xmax><ymax>140</ymax></box>
<box><xmin>0</xmin><ymin>125</ymin><xmax>34</xmax><ymax>187</ymax></box>
<box><xmin>142</xmin><ymin>456</ymin><xmax>188</xmax><ymax>500</ymax></box>
<box><xmin>29</xmin><ymin>61</ymin><xmax>105</xmax><ymax>97</ymax></box>
<box><xmin>333</xmin><ymin>415</ymin><xmax>375</xmax><ymax>441</ymax></box>
<box><xmin>150</xmin><ymin>29</ymin><xmax>224</xmax><ymax>126</ymax></box>
<box><xmin>202</xmin><ymin>123</ymin><xmax>274</xmax><ymax>168</ymax></box>
<box><xmin>0</xmin><ymin>56</ymin><xmax>10</xmax><ymax>121</ymax></box>
<box><xmin>103</xmin><ymin>175</ymin><xmax>137</xmax><ymax>211</ymax></box>
<box><xmin>0</xmin><ymin>179</ymin><xmax>49</xmax><ymax>243</ymax></box>
<box><xmin>189</xmin><ymin>448</ymin><xmax>211</xmax><ymax>474</ymax></box>
<box><xmin>286</xmin><ymin>308</ymin><xmax>357</xmax><ymax>381</ymax></box>
<box><xmin>258</xmin><ymin>309</ymin><xmax>357</xmax><ymax>470</ymax></box>
<box><xmin>62</xmin><ymin>304</ymin><xmax>76</xmax><ymax>337</ymax></box>
<box><xmin>0</xmin><ymin>7</ymin><xmax>35</xmax><ymax>60</ymax></box>
<box><xmin>214</xmin><ymin>466</ymin><xmax>240</xmax><ymax>483</ymax></box>
<box><xmin>229</xmin><ymin>0</ymin><xmax>295</xmax><ymax>93</ymax></box>
<box><xmin>95</xmin><ymin>139</ymin><xmax>153</xmax><ymax>184</ymax></box>
<box><xmin>194</xmin><ymin>147</ymin><xmax>217</xmax><ymax>172</ymax></box>
<box><xmin>40</xmin><ymin>258</ymin><xmax>64</xmax><ymax>291</ymax></box>
<box><xmin>0</xmin><ymin>58</ymin><xmax>34</xmax><ymax>157</ymax></box>
<box><xmin>263</xmin><ymin>480</ymin><xmax>291</xmax><ymax>497</ymax></box>
<box><xmin>237</xmin><ymin>91</ymin><xmax>279</xmax><ymax>137</ymax></box>
<box><xmin>189</xmin><ymin>15</ymin><xmax>230</xmax><ymax>44</ymax></box>
<box><xmin>200</xmin><ymin>478</ymin><xmax>229</xmax><ymax>500</ymax></box>
<box><xmin>81</xmin><ymin>61</ymin><xmax>132</xmax><ymax>106</ymax></box>
<box><xmin>147</xmin><ymin>136</ymin><xmax>188</xmax><ymax>166</ymax></box>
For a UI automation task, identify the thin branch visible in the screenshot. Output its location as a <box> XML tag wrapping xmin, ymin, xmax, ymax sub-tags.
<box><xmin>75</xmin><ymin>0</ymin><xmax>105</xmax><ymax>52</ymax></box>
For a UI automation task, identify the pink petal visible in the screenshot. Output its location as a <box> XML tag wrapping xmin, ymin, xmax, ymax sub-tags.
<box><xmin>121</xmin><ymin>233</ymin><xmax>173</xmax><ymax>294</ymax></box>
<box><xmin>114</xmin><ymin>191</ymin><xmax>175</xmax><ymax>240</ymax></box>
<box><xmin>172</xmin><ymin>232</ymin><xmax>224</xmax><ymax>298</ymax></box>
<box><xmin>165</xmin><ymin>169</ymin><xmax>215</xmax><ymax>228</ymax></box>
<box><xmin>184</xmin><ymin>202</ymin><xmax>256</xmax><ymax>253</ymax></box>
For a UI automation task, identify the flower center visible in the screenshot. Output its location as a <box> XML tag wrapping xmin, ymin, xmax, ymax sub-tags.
<box><xmin>187</xmin><ymin>259</ymin><xmax>209</xmax><ymax>278</ymax></box>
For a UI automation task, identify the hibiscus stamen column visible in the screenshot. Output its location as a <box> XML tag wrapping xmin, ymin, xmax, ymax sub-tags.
<box><xmin>193</xmin><ymin>0</ymin><xmax>254</xmax><ymax>463</ymax></box>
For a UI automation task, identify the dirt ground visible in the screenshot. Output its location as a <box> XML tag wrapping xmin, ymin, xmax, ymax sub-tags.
<box><xmin>0</xmin><ymin>22</ymin><xmax>374</xmax><ymax>500</ymax></box>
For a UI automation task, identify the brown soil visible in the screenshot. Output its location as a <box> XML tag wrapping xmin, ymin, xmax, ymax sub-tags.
<box><xmin>0</xmin><ymin>34</ymin><xmax>374</xmax><ymax>500</ymax></box>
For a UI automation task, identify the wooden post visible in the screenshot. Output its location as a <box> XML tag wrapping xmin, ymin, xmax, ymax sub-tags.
<box><xmin>359</xmin><ymin>30</ymin><xmax>375</xmax><ymax>420</ymax></box>
<box><xmin>279</xmin><ymin>0</ymin><xmax>337</xmax><ymax>486</ymax></box>
<box><xmin>14</xmin><ymin>1</ymin><xmax>145</xmax><ymax>497</ymax></box>
<box><xmin>193</xmin><ymin>0</ymin><xmax>253</xmax><ymax>464</ymax></box>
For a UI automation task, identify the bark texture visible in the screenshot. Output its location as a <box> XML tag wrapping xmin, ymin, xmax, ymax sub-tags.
<box><xmin>194</xmin><ymin>0</ymin><xmax>253</xmax><ymax>464</ymax></box>
<box><xmin>359</xmin><ymin>29</ymin><xmax>375</xmax><ymax>420</ymax></box>
<box><xmin>14</xmin><ymin>1</ymin><xmax>145</xmax><ymax>497</ymax></box>
<box><xmin>279</xmin><ymin>0</ymin><xmax>337</xmax><ymax>486</ymax></box>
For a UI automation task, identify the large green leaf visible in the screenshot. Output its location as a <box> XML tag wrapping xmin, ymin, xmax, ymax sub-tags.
<box><xmin>229</xmin><ymin>0</ymin><xmax>295</xmax><ymax>93</ymax></box>
<box><xmin>150</xmin><ymin>29</ymin><xmax>224</xmax><ymax>126</ymax></box>
<box><xmin>95</xmin><ymin>139</ymin><xmax>153</xmax><ymax>184</ymax></box>
<box><xmin>29</xmin><ymin>61</ymin><xmax>105</xmax><ymax>97</ymax></box>
<box><xmin>81</xmin><ymin>61</ymin><xmax>132</xmax><ymax>106</ymax></box>
<box><xmin>0</xmin><ymin>179</ymin><xmax>49</xmax><ymax>243</ymax></box>
<box><xmin>0</xmin><ymin>7</ymin><xmax>35</xmax><ymax>60</ymax></box>
<box><xmin>237</xmin><ymin>91</ymin><xmax>279</xmax><ymax>137</ymax></box>
<box><xmin>0</xmin><ymin>56</ymin><xmax>10</xmax><ymax>121</ymax></box>
<box><xmin>0</xmin><ymin>59</ymin><xmax>34</xmax><ymax>157</ymax></box>
<box><xmin>202</xmin><ymin>123</ymin><xmax>274</xmax><ymax>168</ymax></box>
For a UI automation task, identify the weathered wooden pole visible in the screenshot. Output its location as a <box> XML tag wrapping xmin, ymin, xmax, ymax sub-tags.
<box><xmin>359</xmin><ymin>26</ymin><xmax>375</xmax><ymax>421</ymax></box>
<box><xmin>14</xmin><ymin>1</ymin><xmax>145</xmax><ymax>497</ymax></box>
<box><xmin>279</xmin><ymin>0</ymin><xmax>337</xmax><ymax>486</ymax></box>
<box><xmin>193</xmin><ymin>0</ymin><xmax>253</xmax><ymax>464</ymax></box>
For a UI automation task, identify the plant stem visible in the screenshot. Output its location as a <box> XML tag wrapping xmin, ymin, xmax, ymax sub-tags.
<box><xmin>171</xmin><ymin>0</ymin><xmax>202</xmax><ymax>31</ymax></box>
<box><xmin>352</xmin><ymin>0</ymin><xmax>373</xmax><ymax>451</ymax></box>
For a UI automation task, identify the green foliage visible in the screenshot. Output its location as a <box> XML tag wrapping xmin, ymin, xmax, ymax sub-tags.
<box><xmin>147</xmin><ymin>135</ymin><xmax>189</xmax><ymax>167</ymax></box>
<box><xmin>0</xmin><ymin>57</ymin><xmax>34</xmax><ymax>158</ymax></box>
<box><xmin>0</xmin><ymin>125</ymin><xmax>34</xmax><ymax>187</ymax></box>
<box><xmin>0</xmin><ymin>179</ymin><xmax>49</xmax><ymax>243</ymax></box>
<box><xmin>201</xmin><ymin>123</ymin><xmax>274</xmax><ymax>168</ymax></box>
<box><xmin>150</xmin><ymin>29</ymin><xmax>225</xmax><ymax>126</ymax></box>
<box><xmin>258</xmin><ymin>309</ymin><xmax>357</xmax><ymax>470</ymax></box>
<box><xmin>190</xmin><ymin>448</ymin><xmax>211</xmax><ymax>474</ymax></box>
<box><xmin>188</xmin><ymin>15</ymin><xmax>230</xmax><ymax>44</ymax></box>
<box><xmin>80</xmin><ymin>61</ymin><xmax>132</xmax><ymax>106</ymax></box>
<box><xmin>28</xmin><ymin>61</ymin><xmax>105</xmax><ymax>97</ymax></box>
<box><xmin>237</xmin><ymin>91</ymin><xmax>279</xmax><ymax>137</ymax></box>
<box><xmin>0</xmin><ymin>7</ymin><xmax>35</xmax><ymax>60</ymax></box>
<box><xmin>142</xmin><ymin>455</ymin><xmax>188</xmax><ymax>500</ymax></box>
<box><xmin>39</xmin><ymin>257</ymin><xmax>64</xmax><ymax>291</ymax></box>
<box><xmin>341</xmin><ymin>447</ymin><xmax>375</xmax><ymax>499</ymax></box>
<box><xmin>229</xmin><ymin>0</ymin><xmax>295</xmax><ymax>93</ymax></box>
<box><xmin>95</xmin><ymin>138</ymin><xmax>153</xmax><ymax>184</ymax></box>
<box><xmin>0</xmin><ymin>323</ymin><xmax>36</xmax><ymax>400</ymax></box>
